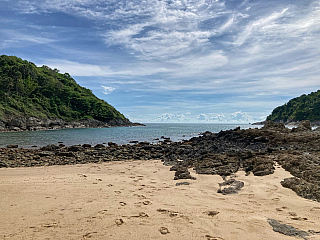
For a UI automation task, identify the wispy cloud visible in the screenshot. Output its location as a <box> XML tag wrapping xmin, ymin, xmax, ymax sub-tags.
<box><xmin>101</xmin><ymin>85</ymin><xmax>116</xmax><ymax>95</ymax></box>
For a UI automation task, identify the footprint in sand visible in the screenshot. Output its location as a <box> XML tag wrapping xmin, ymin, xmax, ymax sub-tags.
<box><xmin>115</xmin><ymin>219</ymin><xmax>124</xmax><ymax>226</ymax></box>
<box><xmin>310</xmin><ymin>207</ymin><xmax>320</xmax><ymax>212</ymax></box>
<box><xmin>134</xmin><ymin>194</ymin><xmax>146</xmax><ymax>199</ymax></box>
<box><xmin>159</xmin><ymin>227</ymin><xmax>170</xmax><ymax>234</ymax></box>
<box><xmin>83</xmin><ymin>232</ymin><xmax>98</xmax><ymax>238</ymax></box>
<box><xmin>143</xmin><ymin>200</ymin><xmax>152</xmax><ymax>205</ymax></box>
<box><xmin>289</xmin><ymin>212</ymin><xmax>308</xmax><ymax>221</ymax></box>
<box><xmin>98</xmin><ymin>210</ymin><xmax>108</xmax><ymax>214</ymax></box>
<box><xmin>205</xmin><ymin>235</ymin><xmax>225</xmax><ymax>240</ymax></box>
<box><xmin>276</xmin><ymin>206</ymin><xmax>288</xmax><ymax>212</ymax></box>
<box><xmin>119</xmin><ymin>202</ymin><xmax>126</xmax><ymax>206</ymax></box>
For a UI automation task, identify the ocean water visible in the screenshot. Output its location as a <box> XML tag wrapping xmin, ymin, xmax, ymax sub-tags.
<box><xmin>0</xmin><ymin>123</ymin><xmax>261</xmax><ymax>148</ymax></box>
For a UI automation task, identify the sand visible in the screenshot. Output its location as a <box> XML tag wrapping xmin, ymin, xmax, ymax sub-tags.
<box><xmin>1</xmin><ymin>160</ymin><xmax>320</xmax><ymax>240</ymax></box>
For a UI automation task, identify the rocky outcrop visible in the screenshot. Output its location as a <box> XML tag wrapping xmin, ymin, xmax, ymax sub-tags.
<box><xmin>1</xmin><ymin>121</ymin><xmax>320</xmax><ymax>202</ymax></box>
<box><xmin>291</xmin><ymin>120</ymin><xmax>312</xmax><ymax>132</ymax></box>
<box><xmin>0</xmin><ymin>117</ymin><xmax>144</xmax><ymax>132</ymax></box>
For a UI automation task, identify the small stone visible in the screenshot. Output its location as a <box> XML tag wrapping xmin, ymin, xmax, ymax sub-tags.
<box><xmin>206</xmin><ymin>211</ymin><xmax>219</xmax><ymax>216</ymax></box>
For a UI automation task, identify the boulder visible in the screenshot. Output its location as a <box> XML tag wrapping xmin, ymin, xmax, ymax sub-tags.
<box><xmin>7</xmin><ymin>144</ymin><xmax>18</xmax><ymax>148</ymax></box>
<box><xmin>291</xmin><ymin>120</ymin><xmax>312</xmax><ymax>132</ymax></box>
<box><xmin>217</xmin><ymin>179</ymin><xmax>244</xmax><ymax>195</ymax></box>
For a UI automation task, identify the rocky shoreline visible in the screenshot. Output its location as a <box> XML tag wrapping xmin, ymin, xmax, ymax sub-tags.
<box><xmin>0</xmin><ymin>116</ymin><xmax>145</xmax><ymax>132</ymax></box>
<box><xmin>1</xmin><ymin>120</ymin><xmax>320</xmax><ymax>202</ymax></box>
<box><xmin>252</xmin><ymin>120</ymin><xmax>320</xmax><ymax>126</ymax></box>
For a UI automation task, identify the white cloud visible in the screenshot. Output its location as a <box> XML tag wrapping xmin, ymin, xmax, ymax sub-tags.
<box><xmin>101</xmin><ymin>86</ymin><xmax>115</xmax><ymax>95</ymax></box>
<box><xmin>234</xmin><ymin>8</ymin><xmax>289</xmax><ymax>46</ymax></box>
<box><xmin>42</xmin><ymin>60</ymin><xmax>113</xmax><ymax>76</ymax></box>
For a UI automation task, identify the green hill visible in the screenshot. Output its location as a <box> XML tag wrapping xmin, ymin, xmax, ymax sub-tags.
<box><xmin>0</xmin><ymin>55</ymin><xmax>128</xmax><ymax>124</ymax></box>
<box><xmin>266</xmin><ymin>90</ymin><xmax>320</xmax><ymax>123</ymax></box>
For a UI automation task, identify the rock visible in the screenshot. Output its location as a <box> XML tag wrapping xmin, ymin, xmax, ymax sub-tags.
<box><xmin>175</xmin><ymin>182</ymin><xmax>190</xmax><ymax>186</ymax></box>
<box><xmin>68</xmin><ymin>145</ymin><xmax>83</xmax><ymax>152</ymax></box>
<box><xmin>38</xmin><ymin>151</ymin><xmax>55</xmax><ymax>157</ymax></box>
<box><xmin>173</xmin><ymin>166</ymin><xmax>196</xmax><ymax>180</ymax></box>
<box><xmin>56</xmin><ymin>152</ymin><xmax>75</xmax><ymax>157</ymax></box>
<box><xmin>82</xmin><ymin>144</ymin><xmax>92</xmax><ymax>148</ymax></box>
<box><xmin>41</xmin><ymin>144</ymin><xmax>59</xmax><ymax>151</ymax></box>
<box><xmin>7</xmin><ymin>145</ymin><xmax>18</xmax><ymax>148</ymax></box>
<box><xmin>10</xmin><ymin>117</ymin><xmax>27</xmax><ymax>129</ymax></box>
<box><xmin>281</xmin><ymin>177</ymin><xmax>320</xmax><ymax>202</ymax></box>
<box><xmin>0</xmin><ymin>120</ymin><xmax>6</xmax><ymax>130</ymax></box>
<box><xmin>267</xmin><ymin>219</ymin><xmax>309</xmax><ymax>239</ymax></box>
<box><xmin>94</xmin><ymin>144</ymin><xmax>105</xmax><ymax>149</ymax></box>
<box><xmin>218</xmin><ymin>179</ymin><xmax>244</xmax><ymax>195</ymax></box>
<box><xmin>262</xmin><ymin>121</ymin><xmax>285</xmax><ymax>130</ymax></box>
<box><xmin>0</xmin><ymin>160</ymin><xmax>9</xmax><ymax>167</ymax></box>
<box><xmin>206</xmin><ymin>211</ymin><xmax>219</xmax><ymax>216</ymax></box>
<box><xmin>291</xmin><ymin>120</ymin><xmax>312</xmax><ymax>132</ymax></box>
<box><xmin>108</xmin><ymin>142</ymin><xmax>117</xmax><ymax>147</ymax></box>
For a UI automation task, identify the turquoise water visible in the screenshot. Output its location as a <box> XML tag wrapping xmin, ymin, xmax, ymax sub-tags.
<box><xmin>0</xmin><ymin>123</ymin><xmax>260</xmax><ymax>148</ymax></box>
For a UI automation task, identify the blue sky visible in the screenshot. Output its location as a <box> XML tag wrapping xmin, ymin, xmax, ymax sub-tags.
<box><xmin>1</xmin><ymin>0</ymin><xmax>320</xmax><ymax>123</ymax></box>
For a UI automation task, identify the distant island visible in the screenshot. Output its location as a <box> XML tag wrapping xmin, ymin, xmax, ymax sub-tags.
<box><xmin>254</xmin><ymin>90</ymin><xmax>320</xmax><ymax>126</ymax></box>
<box><xmin>0</xmin><ymin>55</ymin><xmax>143</xmax><ymax>131</ymax></box>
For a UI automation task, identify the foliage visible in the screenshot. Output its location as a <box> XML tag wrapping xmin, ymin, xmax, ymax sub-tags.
<box><xmin>267</xmin><ymin>90</ymin><xmax>320</xmax><ymax>122</ymax></box>
<box><xmin>0</xmin><ymin>55</ymin><xmax>126</xmax><ymax>121</ymax></box>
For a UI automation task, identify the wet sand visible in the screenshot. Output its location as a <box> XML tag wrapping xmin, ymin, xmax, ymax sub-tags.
<box><xmin>1</xmin><ymin>160</ymin><xmax>320</xmax><ymax>240</ymax></box>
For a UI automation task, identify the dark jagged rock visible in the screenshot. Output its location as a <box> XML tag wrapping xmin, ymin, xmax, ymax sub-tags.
<box><xmin>82</xmin><ymin>144</ymin><xmax>92</xmax><ymax>148</ymax></box>
<box><xmin>173</xmin><ymin>166</ymin><xmax>196</xmax><ymax>180</ymax></box>
<box><xmin>108</xmin><ymin>142</ymin><xmax>117</xmax><ymax>147</ymax></box>
<box><xmin>40</xmin><ymin>144</ymin><xmax>60</xmax><ymax>151</ymax></box>
<box><xmin>94</xmin><ymin>144</ymin><xmax>106</xmax><ymax>149</ymax></box>
<box><xmin>7</xmin><ymin>145</ymin><xmax>18</xmax><ymax>149</ymax></box>
<box><xmin>281</xmin><ymin>177</ymin><xmax>320</xmax><ymax>202</ymax></box>
<box><xmin>38</xmin><ymin>151</ymin><xmax>55</xmax><ymax>157</ymax></box>
<box><xmin>175</xmin><ymin>182</ymin><xmax>190</xmax><ymax>186</ymax></box>
<box><xmin>56</xmin><ymin>152</ymin><xmax>75</xmax><ymax>157</ymax></box>
<box><xmin>291</xmin><ymin>120</ymin><xmax>312</xmax><ymax>132</ymax></box>
<box><xmin>217</xmin><ymin>179</ymin><xmax>244</xmax><ymax>195</ymax></box>
<box><xmin>262</xmin><ymin>121</ymin><xmax>285</xmax><ymax>130</ymax></box>
<box><xmin>267</xmin><ymin>219</ymin><xmax>309</xmax><ymax>239</ymax></box>
<box><xmin>68</xmin><ymin>145</ymin><xmax>83</xmax><ymax>152</ymax></box>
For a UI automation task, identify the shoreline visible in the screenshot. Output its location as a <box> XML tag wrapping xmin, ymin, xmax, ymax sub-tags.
<box><xmin>1</xmin><ymin>121</ymin><xmax>320</xmax><ymax>203</ymax></box>
<box><xmin>0</xmin><ymin>116</ymin><xmax>145</xmax><ymax>133</ymax></box>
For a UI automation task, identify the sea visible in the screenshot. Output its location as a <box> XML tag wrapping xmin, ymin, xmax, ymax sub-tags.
<box><xmin>0</xmin><ymin>123</ymin><xmax>262</xmax><ymax>148</ymax></box>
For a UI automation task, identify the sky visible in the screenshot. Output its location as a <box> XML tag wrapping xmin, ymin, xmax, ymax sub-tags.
<box><xmin>1</xmin><ymin>0</ymin><xmax>320</xmax><ymax>123</ymax></box>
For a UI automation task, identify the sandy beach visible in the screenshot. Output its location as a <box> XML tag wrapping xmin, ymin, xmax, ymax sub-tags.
<box><xmin>1</xmin><ymin>160</ymin><xmax>320</xmax><ymax>240</ymax></box>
